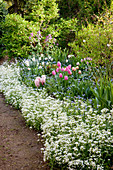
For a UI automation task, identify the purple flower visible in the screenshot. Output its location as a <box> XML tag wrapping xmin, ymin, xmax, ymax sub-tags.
<box><xmin>30</xmin><ymin>32</ymin><xmax>33</xmax><ymax>37</ymax></box>
<box><xmin>37</xmin><ymin>31</ymin><xmax>42</xmax><ymax>40</ymax></box>
<box><xmin>37</xmin><ymin>30</ymin><xmax>41</xmax><ymax>36</ymax></box>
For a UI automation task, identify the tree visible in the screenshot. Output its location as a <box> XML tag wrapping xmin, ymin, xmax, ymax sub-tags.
<box><xmin>3</xmin><ymin>0</ymin><xmax>26</xmax><ymax>16</ymax></box>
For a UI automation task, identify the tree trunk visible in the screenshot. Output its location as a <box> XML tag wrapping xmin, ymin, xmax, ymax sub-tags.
<box><xmin>14</xmin><ymin>0</ymin><xmax>18</xmax><ymax>13</ymax></box>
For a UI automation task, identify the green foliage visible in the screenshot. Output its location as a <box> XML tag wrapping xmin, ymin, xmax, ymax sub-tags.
<box><xmin>68</xmin><ymin>22</ymin><xmax>113</xmax><ymax>66</ymax></box>
<box><xmin>56</xmin><ymin>0</ymin><xmax>112</xmax><ymax>24</ymax></box>
<box><xmin>0</xmin><ymin>13</ymin><xmax>40</xmax><ymax>59</ymax></box>
<box><xmin>0</xmin><ymin>0</ymin><xmax>8</xmax><ymax>58</ymax></box>
<box><xmin>0</xmin><ymin>0</ymin><xmax>7</xmax><ymax>22</ymax></box>
<box><xmin>24</xmin><ymin>0</ymin><xmax>59</xmax><ymax>24</ymax></box>
<box><xmin>91</xmin><ymin>76</ymin><xmax>113</xmax><ymax>110</ymax></box>
<box><xmin>54</xmin><ymin>17</ymin><xmax>78</xmax><ymax>48</ymax></box>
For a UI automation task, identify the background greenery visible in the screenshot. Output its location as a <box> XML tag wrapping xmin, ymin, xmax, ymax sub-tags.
<box><xmin>0</xmin><ymin>0</ymin><xmax>113</xmax><ymax>60</ymax></box>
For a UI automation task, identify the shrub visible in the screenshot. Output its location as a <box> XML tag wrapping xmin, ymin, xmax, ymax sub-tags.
<box><xmin>56</xmin><ymin>0</ymin><xmax>112</xmax><ymax>24</ymax></box>
<box><xmin>24</xmin><ymin>0</ymin><xmax>59</xmax><ymax>25</ymax></box>
<box><xmin>0</xmin><ymin>0</ymin><xmax>8</xmax><ymax>59</ymax></box>
<box><xmin>68</xmin><ymin>22</ymin><xmax>113</xmax><ymax>66</ymax></box>
<box><xmin>0</xmin><ymin>13</ymin><xmax>40</xmax><ymax>59</ymax></box>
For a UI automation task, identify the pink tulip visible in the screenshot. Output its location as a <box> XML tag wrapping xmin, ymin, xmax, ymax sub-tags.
<box><xmin>58</xmin><ymin>67</ymin><xmax>61</xmax><ymax>71</ymax></box>
<box><xmin>68</xmin><ymin>70</ymin><xmax>72</xmax><ymax>75</ymax></box>
<box><xmin>67</xmin><ymin>64</ymin><xmax>71</xmax><ymax>69</ymax></box>
<box><xmin>76</xmin><ymin>66</ymin><xmax>79</xmax><ymax>70</ymax></box>
<box><xmin>35</xmin><ymin>77</ymin><xmax>40</xmax><ymax>87</ymax></box>
<box><xmin>61</xmin><ymin>67</ymin><xmax>65</xmax><ymax>71</ymax></box>
<box><xmin>59</xmin><ymin>73</ymin><xmax>63</xmax><ymax>78</ymax></box>
<box><xmin>72</xmin><ymin>67</ymin><xmax>76</xmax><ymax>71</ymax></box>
<box><xmin>66</xmin><ymin>67</ymin><xmax>69</xmax><ymax>71</ymax></box>
<box><xmin>64</xmin><ymin>76</ymin><xmax>68</xmax><ymax>80</ymax></box>
<box><xmin>40</xmin><ymin>77</ymin><xmax>46</xmax><ymax>85</ymax></box>
<box><xmin>57</xmin><ymin>61</ymin><xmax>61</xmax><ymax>67</ymax></box>
<box><xmin>52</xmin><ymin>70</ymin><xmax>56</xmax><ymax>75</ymax></box>
<box><xmin>42</xmin><ymin>75</ymin><xmax>46</xmax><ymax>80</ymax></box>
<box><xmin>78</xmin><ymin>70</ymin><xmax>82</xmax><ymax>74</ymax></box>
<box><xmin>56</xmin><ymin>68</ymin><xmax>59</xmax><ymax>72</ymax></box>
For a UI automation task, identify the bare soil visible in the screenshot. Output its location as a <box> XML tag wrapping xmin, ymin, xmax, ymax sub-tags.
<box><xmin>0</xmin><ymin>58</ymin><xmax>50</xmax><ymax>170</ymax></box>
<box><xmin>0</xmin><ymin>93</ymin><xmax>50</xmax><ymax>170</ymax></box>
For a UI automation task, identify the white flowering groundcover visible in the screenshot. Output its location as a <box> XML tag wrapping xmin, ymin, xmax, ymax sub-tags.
<box><xmin>0</xmin><ymin>62</ymin><xmax>113</xmax><ymax>170</ymax></box>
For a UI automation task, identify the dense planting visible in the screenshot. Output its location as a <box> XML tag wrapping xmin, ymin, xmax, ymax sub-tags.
<box><xmin>0</xmin><ymin>0</ymin><xmax>113</xmax><ymax>169</ymax></box>
<box><xmin>0</xmin><ymin>63</ymin><xmax>113</xmax><ymax>169</ymax></box>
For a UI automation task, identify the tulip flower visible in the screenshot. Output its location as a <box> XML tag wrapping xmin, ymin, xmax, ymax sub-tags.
<box><xmin>57</xmin><ymin>61</ymin><xmax>61</xmax><ymax>67</ymax></box>
<box><xmin>64</xmin><ymin>76</ymin><xmax>68</xmax><ymax>80</ymax></box>
<box><xmin>78</xmin><ymin>70</ymin><xmax>82</xmax><ymax>74</ymax></box>
<box><xmin>52</xmin><ymin>70</ymin><xmax>56</xmax><ymax>75</ymax></box>
<box><xmin>59</xmin><ymin>73</ymin><xmax>63</xmax><ymax>78</ymax></box>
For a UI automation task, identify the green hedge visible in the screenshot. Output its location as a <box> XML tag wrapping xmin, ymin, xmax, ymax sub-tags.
<box><xmin>0</xmin><ymin>13</ymin><xmax>40</xmax><ymax>59</ymax></box>
<box><xmin>0</xmin><ymin>0</ymin><xmax>8</xmax><ymax>59</ymax></box>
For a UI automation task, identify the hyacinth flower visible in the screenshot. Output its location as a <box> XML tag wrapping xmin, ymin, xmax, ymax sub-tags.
<box><xmin>30</xmin><ymin>32</ymin><xmax>33</xmax><ymax>37</ymax></box>
<box><xmin>37</xmin><ymin>30</ymin><xmax>42</xmax><ymax>40</ymax></box>
<box><xmin>45</xmin><ymin>34</ymin><xmax>52</xmax><ymax>42</ymax></box>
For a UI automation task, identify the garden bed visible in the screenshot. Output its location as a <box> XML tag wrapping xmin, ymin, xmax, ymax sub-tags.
<box><xmin>0</xmin><ymin>62</ymin><xmax>112</xmax><ymax>170</ymax></box>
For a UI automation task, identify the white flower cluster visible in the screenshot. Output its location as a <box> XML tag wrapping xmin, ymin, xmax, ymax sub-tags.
<box><xmin>0</xmin><ymin>62</ymin><xmax>113</xmax><ymax>170</ymax></box>
<box><xmin>24</xmin><ymin>54</ymin><xmax>53</xmax><ymax>70</ymax></box>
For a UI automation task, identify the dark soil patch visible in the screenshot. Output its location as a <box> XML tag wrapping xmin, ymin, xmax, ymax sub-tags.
<box><xmin>0</xmin><ymin>57</ymin><xmax>50</xmax><ymax>170</ymax></box>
